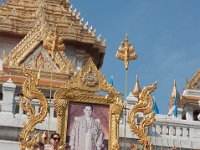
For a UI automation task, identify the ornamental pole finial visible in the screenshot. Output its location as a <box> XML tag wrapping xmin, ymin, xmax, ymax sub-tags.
<box><xmin>116</xmin><ymin>34</ymin><xmax>137</xmax><ymax>70</ymax></box>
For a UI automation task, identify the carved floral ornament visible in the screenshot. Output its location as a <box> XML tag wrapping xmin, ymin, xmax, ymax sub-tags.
<box><xmin>54</xmin><ymin>58</ymin><xmax>124</xmax><ymax>150</ymax></box>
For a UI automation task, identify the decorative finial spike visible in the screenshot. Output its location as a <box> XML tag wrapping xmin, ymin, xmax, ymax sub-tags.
<box><xmin>92</xmin><ymin>29</ymin><xmax>96</xmax><ymax>37</ymax></box>
<box><xmin>102</xmin><ymin>39</ymin><xmax>106</xmax><ymax>47</ymax></box>
<box><xmin>125</xmin><ymin>33</ymin><xmax>129</xmax><ymax>42</ymax></box>
<box><xmin>132</xmin><ymin>75</ymin><xmax>141</xmax><ymax>98</ymax></box>
<box><xmin>72</xmin><ymin>8</ymin><xmax>76</xmax><ymax>16</ymax></box>
<box><xmin>88</xmin><ymin>26</ymin><xmax>93</xmax><ymax>33</ymax></box>
<box><xmin>69</xmin><ymin>5</ymin><xmax>72</xmax><ymax>13</ymax></box>
<box><xmin>97</xmin><ymin>34</ymin><xmax>101</xmax><ymax>42</ymax></box>
<box><xmin>174</xmin><ymin>79</ymin><xmax>177</xmax><ymax>87</ymax></box>
<box><xmin>84</xmin><ymin>21</ymin><xmax>88</xmax><ymax>30</ymax></box>
<box><xmin>170</xmin><ymin>79</ymin><xmax>180</xmax><ymax>106</ymax></box>
<box><xmin>80</xmin><ymin>17</ymin><xmax>84</xmax><ymax>25</ymax></box>
<box><xmin>76</xmin><ymin>12</ymin><xmax>80</xmax><ymax>19</ymax></box>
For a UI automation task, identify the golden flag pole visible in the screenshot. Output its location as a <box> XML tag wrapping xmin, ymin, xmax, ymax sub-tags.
<box><xmin>116</xmin><ymin>34</ymin><xmax>137</xmax><ymax>150</ymax></box>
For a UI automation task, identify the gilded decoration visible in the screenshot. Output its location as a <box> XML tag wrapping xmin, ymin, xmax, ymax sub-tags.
<box><xmin>128</xmin><ymin>82</ymin><xmax>157</xmax><ymax>150</ymax></box>
<box><xmin>170</xmin><ymin>80</ymin><xmax>181</xmax><ymax>107</ymax></box>
<box><xmin>0</xmin><ymin>0</ymin><xmax>106</xmax><ymax>53</ymax></box>
<box><xmin>186</xmin><ymin>69</ymin><xmax>200</xmax><ymax>89</ymax></box>
<box><xmin>4</xmin><ymin>23</ymin><xmax>76</xmax><ymax>75</ymax></box>
<box><xmin>2</xmin><ymin>49</ymin><xmax>9</xmax><ymax>64</ymax></box>
<box><xmin>116</xmin><ymin>34</ymin><xmax>137</xmax><ymax>70</ymax></box>
<box><xmin>19</xmin><ymin>68</ymin><xmax>48</xmax><ymax>150</ymax></box>
<box><xmin>82</xmin><ymin>66</ymin><xmax>99</xmax><ymax>87</ymax></box>
<box><xmin>43</xmin><ymin>31</ymin><xmax>65</xmax><ymax>57</ymax></box>
<box><xmin>54</xmin><ymin>58</ymin><xmax>123</xmax><ymax>150</ymax></box>
<box><xmin>19</xmin><ymin>45</ymin><xmax>60</xmax><ymax>73</ymax></box>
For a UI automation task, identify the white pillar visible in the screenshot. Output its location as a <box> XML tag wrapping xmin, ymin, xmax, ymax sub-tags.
<box><xmin>50</xmin><ymin>107</ymin><xmax>54</xmax><ymax>118</ymax></box>
<box><xmin>1</xmin><ymin>78</ymin><xmax>16</xmax><ymax>114</ymax></box>
<box><xmin>185</xmin><ymin>106</ymin><xmax>193</xmax><ymax>121</ymax></box>
<box><xmin>177</xmin><ymin>108</ymin><xmax>183</xmax><ymax>119</ymax></box>
<box><xmin>198</xmin><ymin>100</ymin><xmax>200</xmax><ymax>107</ymax></box>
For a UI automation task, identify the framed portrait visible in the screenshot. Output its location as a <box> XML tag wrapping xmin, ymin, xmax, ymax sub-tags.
<box><xmin>54</xmin><ymin>58</ymin><xmax>123</xmax><ymax>150</ymax></box>
<box><xmin>66</xmin><ymin>102</ymin><xmax>109</xmax><ymax>150</ymax></box>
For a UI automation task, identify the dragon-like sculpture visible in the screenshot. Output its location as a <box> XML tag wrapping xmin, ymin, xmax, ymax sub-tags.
<box><xmin>128</xmin><ymin>82</ymin><xmax>157</xmax><ymax>150</ymax></box>
<box><xmin>19</xmin><ymin>68</ymin><xmax>48</xmax><ymax>150</ymax></box>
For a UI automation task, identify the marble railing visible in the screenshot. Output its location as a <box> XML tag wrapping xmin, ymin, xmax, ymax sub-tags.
<box><xmin>119</xmin><ymin>114</ymin><xmax>200</xmax><ymax>149</ymax></box>
<box><xmin>0</xmin><ymin>96</ymin><xmax>57</xmax><ymax>131</ymax></box>
<box><xmin>153</xmin><ymin>115</ymin><xmax>200</xmax><ymax>138</ymax></box>
<box><xmin>13</xmin><ymin>96</ymin><xmax>56</xmax><ymax>118</ymax></box>
<box><xmin>149</xmin><ymin>115</ymin><xmax>200</xmax><ymax>149</ymax></box>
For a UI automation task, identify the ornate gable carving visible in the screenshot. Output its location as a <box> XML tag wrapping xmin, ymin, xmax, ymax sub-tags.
<box><xmin>62</xmin><ymin>57</ymin><xmax>119</xmax><ymax>93</ymax></box>
<box><xmin>20</xmin><ymin>45</ymin><xmax>60</xmax><ymax>73</ymax></box>
<box><xmin>4</xmin><ymin>23</ymin><xmax>76</xmax><ymax>74</ymax></box>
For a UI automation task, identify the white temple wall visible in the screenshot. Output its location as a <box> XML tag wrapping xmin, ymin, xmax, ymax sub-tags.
<box><xmin>0</xmin><ymin>140</ymin><xmax>19</xmax><ymax>150</ymax></box>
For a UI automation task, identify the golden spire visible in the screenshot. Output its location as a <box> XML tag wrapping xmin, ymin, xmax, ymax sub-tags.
<box><xmin>132</xmin><ymin>75</ymin><xmax>141</xmax><ymax>98</ymax></box>
<box><xmin>170</xmin><ymin>80</ymin><xmax>180</xmax><ymax>106</ymax></box>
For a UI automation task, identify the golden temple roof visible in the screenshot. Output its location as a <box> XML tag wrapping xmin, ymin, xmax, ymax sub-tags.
<box><xmin>186</xmin><ymin>68</ymin><xmax>200</xmax><ymax>89</ymax></box>
<box><xmin>0</xmin><ymin>0</ymin><xmax>105</xmax><ymax>51</ymax></box>
<box><xmin>0</xmin><ymin>0</ymin><xmax>108</xmax><ymax>85</ymax></box>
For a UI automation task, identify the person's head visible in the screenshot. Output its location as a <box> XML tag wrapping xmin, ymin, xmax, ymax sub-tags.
<box><xmin>83</xmin><ymin>105</ymin><xmax>93</xmax><ymax>117</ymax></box>
<box><xmin>50</xmin><ymin>132</ymin><xmax>60</xmax><ymax>147</ymax></box>
<box><xmin>32</xmin><ymin>142</ymin><xmax>44</xmax><ymax>150</ymax></box>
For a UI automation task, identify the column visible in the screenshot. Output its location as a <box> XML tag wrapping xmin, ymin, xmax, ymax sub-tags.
<box><xmin>177</xmin><ymin>108</ymin><xmax>183</xmax><ymax>119</ymax></box>
<box><xmin>185</xmin><ymin>106</ymin><xmax>193</xmax><ymax>121</ymax></box>
<box><xmin>50</xmin><ymin>106</ymin><xmax>54</xmax><ymax>118</ymax></box>
<box><xmin>1</xmin><ymin>78</ymin><xmax>16</xmax><ymax>115</ymax></box>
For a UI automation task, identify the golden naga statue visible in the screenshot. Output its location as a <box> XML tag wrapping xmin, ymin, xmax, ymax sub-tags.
<box><xmin>19</xmin><ymin>68</ymin><xmax>48</xmax><ymax>150</ymax></box>
<box><xmin>128</xmin><ymin>82</ymin><xmax>157</xmax><ymax>150</ymax></box>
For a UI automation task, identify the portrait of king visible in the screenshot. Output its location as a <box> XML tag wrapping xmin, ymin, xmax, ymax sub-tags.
<box><xmin>67</xmin><ymin>103</ymin><xmax>109</xmax><ymax>150</ymax></box>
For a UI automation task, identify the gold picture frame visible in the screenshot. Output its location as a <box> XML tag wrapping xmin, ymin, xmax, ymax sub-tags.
<box><xmin>54</xmin><ymin>58</ymin><xmax>123</xmax><ymax>150</ymax></box>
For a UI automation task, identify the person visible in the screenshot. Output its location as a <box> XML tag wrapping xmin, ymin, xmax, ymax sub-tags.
<box><xmin>69</xmin><ymin>105</ymin><xmax>104</xmax><ymax>150</ymax></box>
<box><xmin>32</xmin><ymin>142</ymin><xmax>44</xmax><ymax>150</ymax></box>
<box><xmin>45</xmin><ymin>132</ymin><xmax>70</xmax><ymax>150</ymax></box>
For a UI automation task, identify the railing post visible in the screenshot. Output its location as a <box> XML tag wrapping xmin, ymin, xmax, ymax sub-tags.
<box><xmin>1</xmin><ymin>78</ymin><xmax>16</xmax><ymax>115</ymax></box>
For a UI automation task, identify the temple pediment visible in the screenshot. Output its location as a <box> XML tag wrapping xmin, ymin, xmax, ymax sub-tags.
<box><xmin>3</xmin><ymin>23</ymin><xmax>76</xmax><ymax>75</ymax></box>
<box><xmin>20</xmin><ymin>44</ymin><xmax>60</xmax><ymax>73</ymax></box>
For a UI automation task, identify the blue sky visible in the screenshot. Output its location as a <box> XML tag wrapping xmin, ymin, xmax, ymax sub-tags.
<box><xmin>1</xmin><ymin>0</ymin><xmax>200</xmax><ymax>114</ymax></box>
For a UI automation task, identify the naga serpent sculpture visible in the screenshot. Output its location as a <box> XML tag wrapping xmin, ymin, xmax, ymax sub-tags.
<box><xmin>128</xmin><ymin>82</ymin><xmax>157</xmax><ymax>150</ymax></box>
<box><xmin>19</xmin><ymin>68</ymin><xmax>48</xmax><ymax>150</ymax></box>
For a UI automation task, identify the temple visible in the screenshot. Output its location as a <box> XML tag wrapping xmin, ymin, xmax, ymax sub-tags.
<box><xmin>0</xmin><ymin>1</ymin><xmax>200</xmax><ymax>150</ymax></box>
